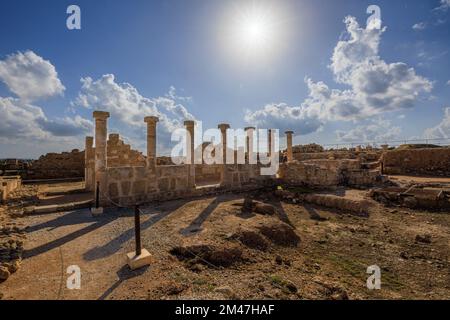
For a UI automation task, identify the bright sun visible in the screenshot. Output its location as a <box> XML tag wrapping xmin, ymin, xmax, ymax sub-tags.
<box><xmin>223</xmin><ymin>2</ymin><xmax>285</xmax><ymax>62</ymax></box>
<box><xmin>239</xmin><ymin>13</ymin><xmax>271</xmax><ymax>50</ymax></box>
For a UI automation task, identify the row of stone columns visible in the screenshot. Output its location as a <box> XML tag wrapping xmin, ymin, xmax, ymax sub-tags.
<box><xmin>86</xmin><ymin>111</ymin><xmax>295</xmax><ymax>196</ymax></box>
<box><xmin>87</xmin><ymin>112</ymin><xmax>162</xmax><ymax>200</ymax></box>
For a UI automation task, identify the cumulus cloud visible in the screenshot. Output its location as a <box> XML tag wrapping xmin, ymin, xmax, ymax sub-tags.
<box><xmin>0</xmin><ymin>51</ymin><xmax>65</xmax><ymax>102</ymax></box>
<box><xmin>336</xmin><ymin>118</ymin><xmax>401</xmax><ymax>142</ymax></box>
<box><xmin>244</xmin><ymin>102</ymin><xmax>323</xmax><ymax>134</ymax></box>
<box><xmin>412</xmin><ymin>22</ymin><xmax>427</xmax><ymax>30</ymax></box>
<box><xmin>424</xmin><ymin>107</ymin><xmax>450</xmax><ymax>139</ymax></box>
<box><xmin>0</xmin><ymin>97</ymin><xmax>92</xmax><ymax>142</ymax></box>
<box><xmin>38</xmin><ymin>115</ymin><xmax>93</xmax><ymax>137</ymax></box>
<box><xmin>0</xmin><ymin>97</ymin><xmax>48</xmax><ymax>140</ymax></box>
<box><xmin>434</xmin><ymin>0</ymin><xmax>450</xmax><ymax>11</ymax></box>
<box><xmin>73</xmin><ymin>74</ymin><xmax>195</xmax><ymax>153</ymax></box>
<box><xmin>328</xmin><ymin>16</ymin><xmax>432</xmax><ymax>115</ymax></box>
<box><xmin>245</xmin><ymin>16</ymin><xmax>432</xmax><ymax>135</ymax></box>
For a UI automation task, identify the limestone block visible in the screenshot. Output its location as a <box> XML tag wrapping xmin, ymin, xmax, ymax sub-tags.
<box><xmin>121</xmin><ymin>181</ymin><xmax>131</xmax><ymax>196</ymax></box>
<box><xmin>109</xmin><ymin>183</ymin><xmax>119</xmax><ymax>198</ymax></box>
<box><xmin>159</xmin><ymin>178</ymin><xmax>169</xmax><ymax>192</ymax></box>
<box><xmin>127</xmin><ymin>248</ymin><xmax>153</xmax><ymax>270</ymax></box>
<box><xmin>132</xmin><ymin>180</ymin><xmax>146</xmax><ymax>194</ymax></box>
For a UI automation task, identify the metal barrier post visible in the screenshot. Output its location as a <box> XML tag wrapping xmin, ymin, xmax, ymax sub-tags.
<box><xmin>134</xmin><ymin>205</ymin><xmax>142</xmax><ymax>256</ymax></box>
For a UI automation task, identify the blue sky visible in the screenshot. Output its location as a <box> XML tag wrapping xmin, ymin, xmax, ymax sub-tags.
<box><xmin>0</xmin><ymin>0</ymin><xmax>449</xmax><ymax>158</ymax></box>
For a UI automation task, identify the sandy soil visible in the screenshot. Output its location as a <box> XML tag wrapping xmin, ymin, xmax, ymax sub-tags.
<box><xmin>0</xmin><ymin>183</ymin><xmax>449</xmax><ymax>300</ymax></box>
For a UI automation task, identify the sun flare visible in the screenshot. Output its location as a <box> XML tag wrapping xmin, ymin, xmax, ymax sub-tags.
<box><xmin>223</xmin><ymin>2</ymin><xmax>286</xmax><ymax>62</ymax></box>
<box><xmin>238</xmin><ymin>11</ymin><xmax>272</xmax><ymax>51</ymax></box>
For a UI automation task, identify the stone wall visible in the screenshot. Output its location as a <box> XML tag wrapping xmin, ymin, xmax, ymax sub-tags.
<box><xmin>27</xmin><ymin>149</ymin><xmax>85</xmax><ymax>179</ymax></box>
<box><xmin>105</xmin><ymin>163</ymin><xmax>272</xmax><ymax>206</ymax></box>
<box><xmin>381</xmin><ymin>148</ymin><xmax>450</xmax><ymax>176</ymax></box>
<box><xmin>292</xmin><ymin>151</ymin><xmax>382</xmax><ymax>162</ymax></box>
<box><xmin>222</xmin><ymin>164</ymin><xmax>270</xmax><ymax>187</ymax></box>
<box><xmin>279</xmin><ymin>159</ymin><xmax>381</xmax><ymax>188</ymax></box>
<box><xmin>195</xmin><ymin>164</ymin><xmax>221</xmax><ymax>185</ymax></box>
<box><xmin>25</xmin><ymin>133</ymin><xmax>147</xmax><ymax>181</ymax></box>
<box><xmin>106</xmin><ymin>165</ymin><xmax>190</xmax><ymax>205</ymax></box>
<box><xmin>157</xmin><ymin>156</ymin><xmax>175</xmax><ymax>166</ymax></box>
<box><xmin>292</xmin><ymin>143</ymin><xmax>324</xmax><ymax>153</ymax></box>
<box><xmin>279</xmin><ymin>161</ymin><xmax>341</xmax><ymax>187</ymax></box>
<box><xmin>107</xmin><ymin>134</ymin><xmax>146</xmax><ymax>167</ymax></box>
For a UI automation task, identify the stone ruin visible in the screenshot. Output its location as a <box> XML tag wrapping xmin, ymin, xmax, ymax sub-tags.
<box><xmin>85</xmin><ymin>111</ymin><xmax>387</xmax><ymax>208</ymax></box>
<box><xmin>0</xmin><ymin>159</ymin><xmax>30</xmax><ymax>176</ymax></box>
<box><xmin>370</xmin><ymin>186</ymin><xmax>450</xmax><ymax>210</ymax></box>
<box><xmin>86</xmin><ymin>113</ymin><xmax>277</xmax><ymax>207</ymax></box>
<box><xmin>0</xmin><ymin>176</ymin><xmax>21</xmax><ymax>203</ymax></box>
<box><xmin>278</xmin><ymin>159</ymin><xmax>383</xmax><ymax>189</ymax></box>
<box><xmin>25</xmin><ymin>149</ymin><xmax>85</xmax><ymax>180</ymax></box>
<box><xmin>380</xmin><ymin>147</ymin><xmax>450</xmax><ymax>176</ymax></box>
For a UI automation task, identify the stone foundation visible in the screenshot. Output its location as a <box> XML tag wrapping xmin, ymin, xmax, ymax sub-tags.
<box><xmin>381</xmin><ymin>148</ymin><xmax>450</xmax><ymax>176</ymax></box>
<box><xmin>104</xmin><ymin>163</ymin><xmax>272</xmax><ymax>207</ymax></box>
<box><xmin>370</xmin><ymin>186</ymin><xmax>450</xmax><ymax>210</ymax></box>
<box><xmin>279</xmin><ymin>159</ymin><xmax>382</xmax><ymax>188</ymax></box>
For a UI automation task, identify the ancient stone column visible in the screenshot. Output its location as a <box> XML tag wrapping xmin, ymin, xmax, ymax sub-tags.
<box><xmin>285</xmin><ymin>131</ymin><xmax>294</xmax><ymax>162</ymax></box>
<box><xmin>218</xmin><ymin>123</ymin><xmax>230</xmax><ymax>185</ymax></box>
<box><xmin>245</xmin><ymin>127</ymin><xmax>256</xmax><ymax>164</ymax></box>
<box><xmin>184</xmin><ymin>120</ymin><xmax>196</xmax><ymax>188</ymax></box>
<box><xmin>85</xmin><ymin>136</ymin><xmax>95</xmax><ymax>191</ymax></box>
<box><xmin>184</xmin><ymin>120</ymin><xmax>195</xmax><ymax>165</ymax></box>
<box><xmin>93</xmin><ymin>111</ymin><xmax>110</xmax><ymax>207</ymax></box>
<box><xmin>144</xmin><ymin>116</ymin><xmax>159</xmax><ymax>166</ymax></box>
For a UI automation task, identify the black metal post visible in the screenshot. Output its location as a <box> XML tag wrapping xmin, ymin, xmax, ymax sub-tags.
<box><xmin>134</xmin><ymin>205</ymin><xmax>142</xmax><ymax>256</ymax></box>
<box><xmin>95</xmin><ymin>181</ymin><xmax>100</xmax><ymax>208</ymax></box>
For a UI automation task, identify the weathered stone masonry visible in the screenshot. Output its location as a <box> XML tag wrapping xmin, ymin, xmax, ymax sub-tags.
<box><xmin>88</xmin><ymin>112</ymin><xmax>274</xmax><ymax>207</ymax></box>
<box><xmin>86</xmin><ymin>110</ymin><xmax>384</xmax><ymax>207</ymax></box>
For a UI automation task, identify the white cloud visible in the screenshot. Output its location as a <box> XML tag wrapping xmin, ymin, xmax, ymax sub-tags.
<box><xmin>73</xmin><ymin>74</ymin><xmax>195</xmax><ymax>153</ymax></box>
<box><xmin>245</xmin><ymin>16</ymin><xmax>432</xmax><ymax>134</ymax></box>
<box><xmin>0</xmin><ymin>96</ymin><xmax>92</xmax><ymax>142</ymax></box>
<box><xmin>244</xmin><ymin>102</ymin><xmax>323</xmax><ymax>134</ymax></box>
<box><xmin>447</xmin><ymin>80</ymin><xmax>450</xmax><ymax>86</ymax></box>
<box><xmin>0</xmin><ymin>101</ymin><xmax>93</xmax><ymax>158</ymax></box>
<box><xmin>328</xmin><ymin>16</ymin><xmax>432</xmax><ymax>116</ymax></box>
<box><xmin>0</xmin><ymin>51</ymin><xmax>65</xmax><ymax>102</ymax></box>
<box><xmin>0</xmin><ymin>51</ymin><xmax>92</xmax><ymax>158</ymax></box>
<box><xmin>0</xmin><ymin>97</ymin><xmax>48</xmax><ymax>140</ymax></box>
<box><xmin>336</xmin><ymin>118</ymin><xmax>401</xmax><ymax>142</ymax></box>
<box><xmin>434</xmin><ymin>0</ymin><xmax>450</xmax><ymax>11</ymax></box>
<box><xmin>424</xmin><ymin>107</ymin><xmax>450</xmax><ymax>139</ymax></box>
<box><xmin>412</xmin><ymin>22</ymin><xmax>427</xmax><ymax>30</ymax></box>
<box><xmin>38</xmin><ymin>115</ymin><xmax>93</xmax><ymax>137</ymax></box>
